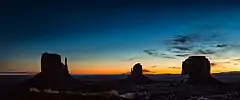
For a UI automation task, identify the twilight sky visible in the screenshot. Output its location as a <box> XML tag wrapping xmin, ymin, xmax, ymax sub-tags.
<box><xmin>1</xmin><ymin>0</ymin><xmax>240</xmax><ymax>74</ymax></box>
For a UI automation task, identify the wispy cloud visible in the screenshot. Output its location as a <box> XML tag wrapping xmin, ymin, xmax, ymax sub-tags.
<box><xmin>210</xmin><ymin>62</ymin><xmax>218</xmax><ymax>66</ymax></box>
<box><xmin>121</xmin><ymin>68</ymin><xmax>155</xmax><ymax>74</ymax></box>
<box><xmin>121</xmin><ymin>57</ymin><xmax>141</xmax><ymax>62</ymax></box>
<box><xmin>168</xmin><ymin>67</ymin><xmax>181</xmax><ymax>69</ymax></box>
<box><xmin>162</xmin><ymin>32</ymin><xmax>239</xmax><ymax>59</ymax></box>
<box><xmin>168</xmin><ymin>35</ymin><xmax>196</xmax><ymax>45</ymax></box>
<box><xmin>143</xmin><ymin>30</ymin><xmax>240</xmax><ymax>61</ymax></box>
<box><xmin>160</xmin><ymin>53</ymin><xmax>176</xmax><ymax>59</ymax></box>
<box><xmin>143</xmin><ymin>69</ymin><xmax>155</xmax><ymax>73</ymax></box>
<box><xmin>143</xmin><ymin>49</ymin><xmax>160</xmax><ymax>57</ymax></box>
<box><xmin>195</xmin><ymin>49</ymin><xmax>215</xmax><ymax>55</ymax></box>
<box><xmin>150</xmin><ymin>65</ymin><xmax>157</xmax><ymax>68</ymax></box>
<box><xmin>172</xmin><ymin>46</ymin><xmax>192</xmax><ymax>51</ymax></box>
<box><xmin>175</xmin><ymin>54</ymin><xmax>191</xmax><ymax>57</ymax></box>
<box><xmin>210</xmin><ymin>62</ymin><xmax>232</xmax><ymax>68</ymax></box>
<box><xmin>232</xmin><ymin>58</ymin><xmax>240</xmax><ymax>62</ymax></box>
<box><xmin>0</xmin><ymin>71</ymin><xmax>37</xmax><ymax>75</ymax></box>
<box><xmin>143</xmin><ymin>49</ymin><xmax>175</xmax><ymax>59</ymax></box>
<box><xmin>215</xmin><ymin>44</ymin><xmax>229</xmax><ymax>48</ymax></box>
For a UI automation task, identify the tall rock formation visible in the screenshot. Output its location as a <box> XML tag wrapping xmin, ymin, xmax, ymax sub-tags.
<box><xmin>40</xmin><ymin>53</ymin><xmax>70</xmax><ymax>79</ymax></box>
<box><xmin>125</xmin><ymin>63</ymin><xmax>152</xmax><ymax>84</ymax></box>
<box><xmin>131</xmin><ymin>63</ymin><xmax>143</xmax><ymax>77</ymax></box>
<box><xmin>182</xmin><ymin>56</ymin><xmax>210</xmax><ymax>78</ymax></box>
<box><xmin>22</xmin><ymin>52</ymin><xmax>82</xmax><ymax>91</ymax></box>
<box><xmin>181</xmin><ymin>56</ymin><xmax>221</xmax><ymax>85</ymax></box>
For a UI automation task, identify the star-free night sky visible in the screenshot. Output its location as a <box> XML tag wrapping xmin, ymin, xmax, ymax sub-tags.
<box><xmin>2</xmin><ymin>0</ymin><xmax>240</xmax><ymax>74</ymax></box>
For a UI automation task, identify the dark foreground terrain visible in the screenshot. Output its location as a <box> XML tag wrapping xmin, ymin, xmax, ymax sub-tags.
<box><xmin>2</xmin><ymin>54</ymin><xmax>240</xmax><ymax>100</ymax></box>
<box><xmin>1</xmin><ymin>74</ymin><xmax>240</xmax><ymax>100</ymax></box>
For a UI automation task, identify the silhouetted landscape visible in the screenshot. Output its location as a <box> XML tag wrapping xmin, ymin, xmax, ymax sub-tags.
<box><xmin>3</xmin><ymin>0</ymin><xmax>240</xmax><ymax>100</ymax></box>
<box><xmin>1</xmin><ymin>53</ymin><xmax>240</xmax><ymax>100</ymax></box>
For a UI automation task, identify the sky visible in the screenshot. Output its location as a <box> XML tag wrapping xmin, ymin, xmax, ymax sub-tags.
<box><xmin>1</xmin><ymin>0</ymin><xmax>240</xmax><ymax>74</ymax></box>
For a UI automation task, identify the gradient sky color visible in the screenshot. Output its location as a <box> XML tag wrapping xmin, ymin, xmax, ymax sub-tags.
<box><xmin>2</xmin><ymin>0</ymin><xmax>240</xmax><ymax>74</ymax></box>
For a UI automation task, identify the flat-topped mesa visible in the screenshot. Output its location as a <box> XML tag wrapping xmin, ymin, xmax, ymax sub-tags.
<box><xmin>20</xmin><ymin>52</ymin><xmax>84</xmax><ymax>91</ymax></box>
<box><xmin>182</xmin><ymin>56</ymin><xmax>210</xmax><ymax>78</ymax></box>
<box><xmin>41</xmin><ymin>53</ymin><xmax>70</xmax><ymax>77</ymax></box>
<box><xmin>182</xmin><ymin>56</ymin><xmax>220</xmax><ymax>85</ymax></box>
<box><xmin>126</xmin><ymin>63</ymin><xmax>152</xmax><ymax>84</ymax></box>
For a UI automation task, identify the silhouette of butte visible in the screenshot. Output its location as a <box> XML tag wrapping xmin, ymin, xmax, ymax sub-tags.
<box><xmin>22</xmin><ymin>52</ymin><xmax>82</xmax><ymax>91</ymax></box>
<box><xmin>41</xmin><ymin>53</ymin><xmax>70</xmax><ymax>77</ymax></box>
<box><xmin>182</xmin><ymin>56</ymin><xmax>221</xmax><ymax>85</ymax></box>
<box><xmin>131</xmin><ymin>63</ymin><xmax>143</xmax><ymax>76</ymax></box>
<box><xmin>125</xmin><ymin>63</ymin><xmax>152</xmax><ymax>84</ymax></box>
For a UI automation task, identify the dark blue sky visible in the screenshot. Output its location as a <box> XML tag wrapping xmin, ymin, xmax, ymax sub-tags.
<box><xmin>1</xmin><ymin>0</ymin><xmax>240</xmax><ymax>74</ymax></box>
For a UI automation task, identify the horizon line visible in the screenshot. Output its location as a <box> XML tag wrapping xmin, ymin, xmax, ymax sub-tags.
<box><xmin>1</xmin><ymin>71</ymin><xmax>240</xmax><ymax>75</ymax></box>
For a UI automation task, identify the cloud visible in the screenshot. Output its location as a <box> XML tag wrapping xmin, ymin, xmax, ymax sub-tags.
<box><xmin>145</xmin><ymin>33</ymin><xmax>229</xmax><ymax>59</ymax></box>
<box><xmin>175</xmin><ymin>54</ymin><xmax>191</xmax><ymax>57</ymax></box>
<box><xmin>163</xmin><ymin>33</ymin><xmax>223</xmax><ymax>58</ymax></box>
<box><xmin>169</xmin><ymin>50</ymin><xmax>186</xmax><ymax>53</ymax></box>
<box><xmin>210</xmin><ymin>62</ymin><xmax>232</xmax><ymax>68</ymax></box>
<box><xmin>150</xmin><ymin>65</ymin><xmax>157</xmax><ymax>68</ymax></box>
<box><xmin>195</xmin><ymin>49</ymin><xmax>215</xmax><ymax>54</ymax></box>
<box><xmin>122</xmin><ymin>68</ymin><xmax>155</xmax><ymax>74</ymax></box>
<box><xmin>211</xmin><ymin>34</ymin><xmax>218</xmax><ymax>39</ymax></box>
<box><xmin>143</xmin><ymin>49</ymin><xmax>175</xmax><ymax>59</ymax></box>
<box><xmin>210</xmin><ymin>62</ymin><xmax>218</xmax><ymax>66</ymax></box>
<box><xmin>232</xmin><ymin>58</ymin><xmax>240</xmax><ymax>62</ymax></box>
<box><xmin>148</xmin><ymin>31</ymin><xmax>240</xmax><ymax>60</ymax></box>
<box><xmin>231</xmin><ymin>58</ymin><xmax>240</xmax><ymax>65</ymax></box>
<box><xmin>160</xmin><ymin>53</ymin><xmax>176</xmax><ymax>59</ymax></box>
<box><xmin>121</xmin><ymin>57</ymin><xmax>140</xmax><ymax>62</ymax></box>
<box><xmin>172</xmin><ymin>46</ymin><xmax>192</xmax><ymax>51</ymax></box>
<box><xmin>143</xmin><ymin>49</ymin><xmax>159</xmax><ymax>57</ymax></box>
<box><xmin>143</xmin><ymin>69</ymin><xmax>155</xmax><ymax>73</ymax></box>
<box><xmin>169</xmin><ymin>46</ymin><xmax>192</xmax><ymax>57</ymax></box>
<box><xmin>215</xmin><ymin>44</ymin><xmax>229</xmax><ymax>48</ymax></box>
<box><xmin>234</xmin><ymin>63</ymin><xmax>238</xmax><ymax>65</ymax></box>
<box><xmin>142</xmin><ymin>69</ymin><xmax>151</xmax><ymax>72</ymax></box>
<box><xmin>168</xmin><ymin>67</ymin><xmax>181</xmax><ymax>69</ymax></box>
<box><xmin>0</xmin><ymin>71</ymin><xmax>37</xmax><ymax>75</ymax></box>
<box><xmin>169</xmin><ymin>35</ymin><xmax>195</xmax><ymax>45</ymax></box>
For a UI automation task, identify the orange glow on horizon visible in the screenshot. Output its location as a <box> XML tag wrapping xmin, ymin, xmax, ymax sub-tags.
<box><xmin>2</xmin><ymin>59</ymin><xmax>240</xmax><ymax>75</ymax></box>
